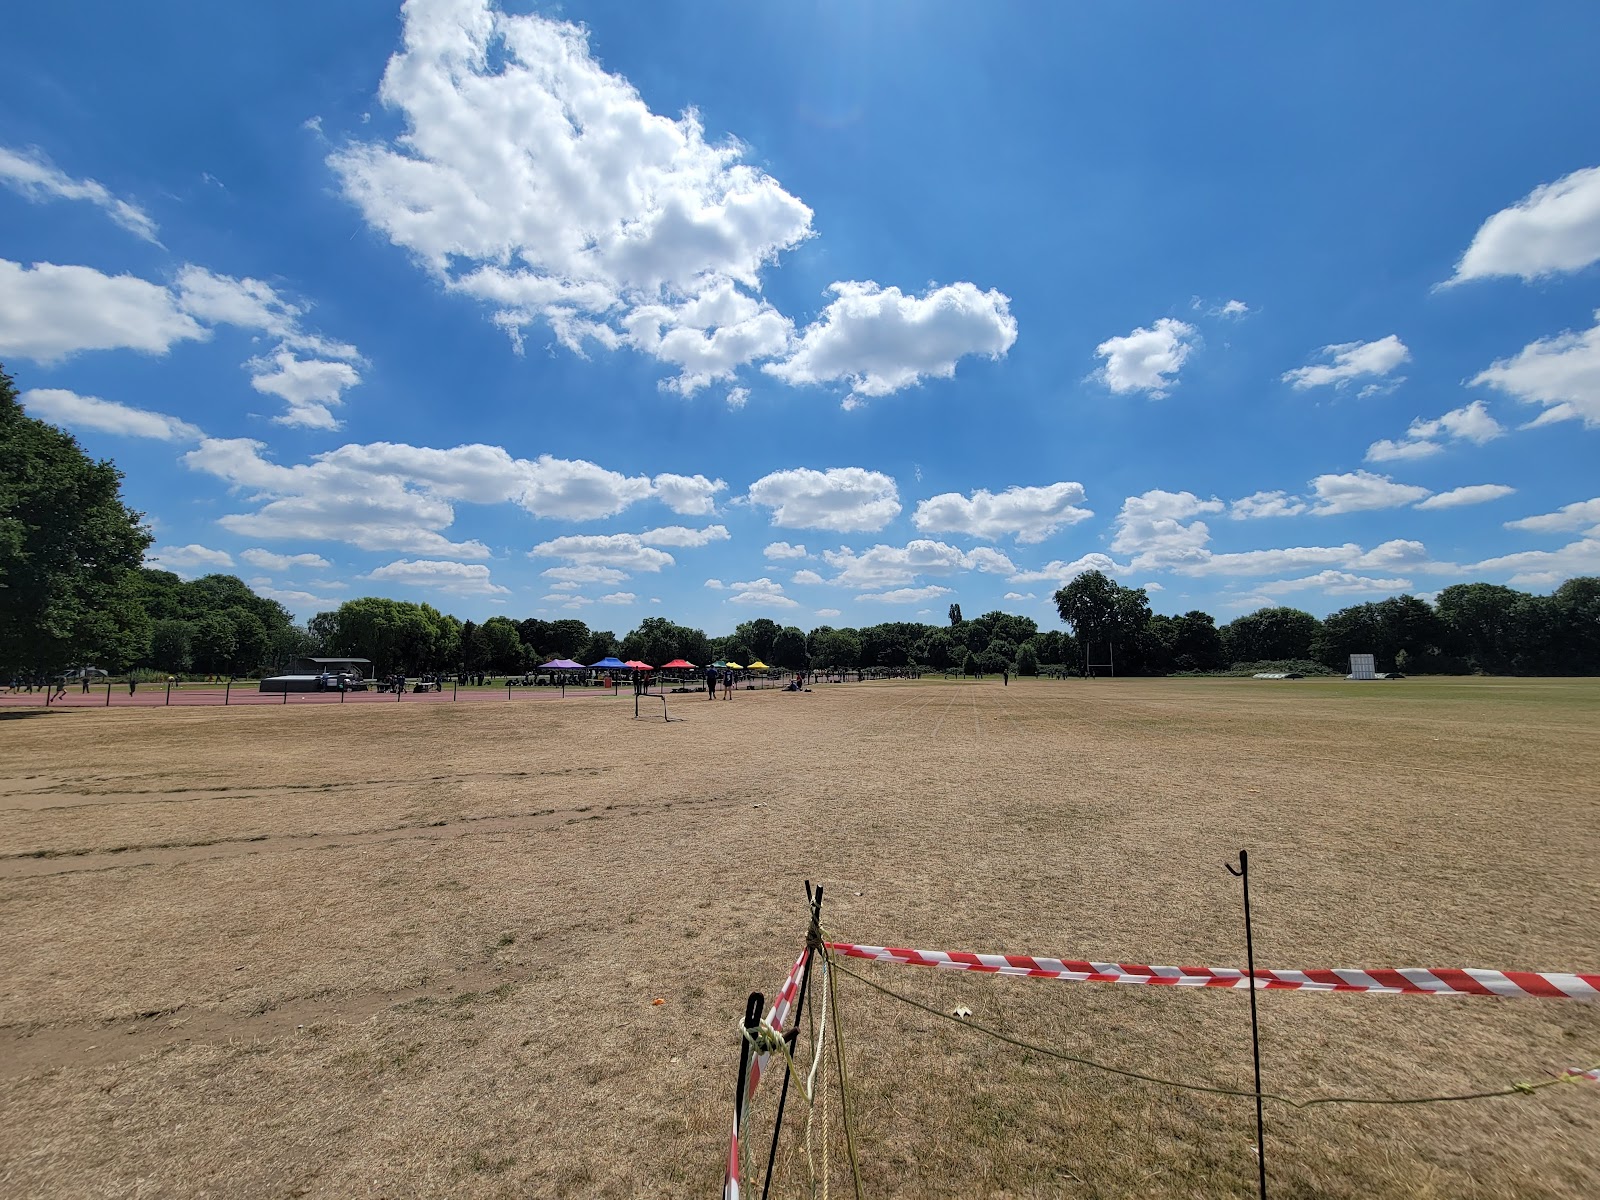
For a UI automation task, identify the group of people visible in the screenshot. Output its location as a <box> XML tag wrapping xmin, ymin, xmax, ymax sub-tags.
<box><xmin>703</xmin><ymin>664</ymin><xmax>739</xmax><ymax>699</ymax></box>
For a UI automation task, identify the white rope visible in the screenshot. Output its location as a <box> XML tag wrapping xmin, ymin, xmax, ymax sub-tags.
<box><xmin>805</xmin><ymin>954</ymin><xmax>832</xmax><ymax>1198</ymax></box>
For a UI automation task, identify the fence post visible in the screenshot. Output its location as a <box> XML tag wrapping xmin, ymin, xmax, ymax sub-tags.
<box><xmin>453</xmin><ymin>678</ymin><xmax>458</xmax><ymax>701</ymax></box>
<box><xmin>282</xmin><ymin>686</ymin><xmax>288</xmax><ymax>705</ymax></box>
<box><xmin>760</xmin><ymin>883</ymin><xmax>826</xmax><ymax>1200</ymax></box>
<box><xmin>166</xmin><ymin>680</ymin><xmax>171</xmax><ymax>705</ymax></box>
<box><xmin>105</xmin><ymin>681</ymin><xmax>111</xmax><ymax>707</ymax></box>
<box><xmin>225</xmin><ymin>679</ymin><xmax>231</xmax><ymax>706</ymax></box>
<box><xmin>1227</xmin><ymin>850</ymin><xmax>1268</xmax><ymax>1200</ymax></box>
<box><xmin>728</xmin><ymin>990</ymin><xmax>765</xmax><ymax>1197</ymax></box>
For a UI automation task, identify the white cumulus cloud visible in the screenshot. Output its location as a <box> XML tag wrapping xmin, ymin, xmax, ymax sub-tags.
<box><xmin>856</xmin><ymin>585</ymin><xmax>953</xmax><ymax>603</ymax></box>
<box><xmin>1255</xmin><ymin>570</ymin><xmax>1412</xmax><ymax>597</ymax></box>
<box><xmin>638</xmin><ymin>524</ymin><xmax>730</xmax><ymax>548</ymax></box>
<box><xmin>726</xmin><ymin>577</ymin><xmax>799</xmax><ymax>607</ymax></box>
<box><xmin>1414</xmin><ymin>484</ymin><xmax>1516</xmax><ymax>511</ymax></box>
<box><xmin>329</xmin><ymin>0</ymin><xmax>814</xmax><ymax>391</ymax></box>
<box><xmin>0</xmin><ymin>259</ymin><xmax>206</xmax><ymax>363</ymax></box>
<box><xmin>1505</xmin><ymin>498</ymin><xmax>1600</xmax><ymax>535</ymax></box>
<box><xmin>1308</xmin><ymin>471</ymin><xmax>1431</xmax><ymax>515</ymax></box>
<box><xmin>1230</xmin><ymin>490</ymin><xmax>1307</xmax><ymax>519</ymax></box>
<box><xmin>1282</xmin><ymin>335</ymin><xmax>1409</xmax><ymax>391</ymax></box>
<box><xmin>367</xmin><ymin>558</ymin><xmax>510</xmax><ymax>596</ymax></box>
<box><xmin>1471</xmin><ymin>311</ymin><xmax>1600</xmax><ymax>428</ymax></box>
<box><xmin>651</xmin><ymin>473</ymin><xmax>726</xmax><ymax>515</ymax></box>
<box><xmin>1446</xmin><ymin>164</ymin><xmax>1600</xmax><ymax>285</ymax></box>
<box><xmin>20</xmin><ymin>389</ymin><xmax>201</xmax><ymax>441</ymax></box>
<box><xmin>821</xmin><ymin>540</ymin><xmax>1015</xmax><ymax>589</ymax></box>
<box><xmin>1467</xmin><ymin>538</ymin><xmax>1600</xmax><ymax>588</ymax></box>
<box><xmin>240</xmin><ymin>549</ymin><xmax>331</xmax><ymax>571</ymax></box>
<box><xmin>542</xmin><ymin>565</ymin><xmax>628</xmax><ymax>586</ymax></box>
<box><xmin>764</xmin><ymin>541</ymin><xmax>807</xmax><ymax>559</ymax></box>
<box><xmin>184</xmin><ymin>437</ymin><xmax>493</xmax><ymax>558</ymax></box>
<box><xmin>147</xmin><ymin>544</ymin><xmax>234</xmax><ymax>574</ymax></box>
<box><xmin>913</xmin><ymin>482</ymin><xmax>1092</xmax><ymax>544</ymax></box>
<box><xmin>1110</xmin><ymin>490</ymin><xmax>1223</xmax><ymax>569</ymax></box>
<box><xmin>1008</xmin><ymin>552</ymin><xmax>1128</xmax><ymax>585</ymax></box>
<box><xmin>747</xmin><ymin>467</ymin><xmax>901</xmax><ymax>532</ymax></box>
<box><xmin>247</xmin><ymin>350</ymin><xmax>362</xmax><ymax>430</ymax></box>
<box><xmin>529</xmin><ymin>534</ymin><xmax>675</xmax><ymax>574</ymax></box>
<box><xmin>1365</xmin><ymin>400</ymin><xmax>1504</xmax><ymax>463</ymax></box>
<box><xmin>1093</xmin><ymin>318</ymin><xmax>1197</xmax><ymax>398</ymax></box>
<box><xmin>765</xmin><ymin>280</ymin><xmax>1017</xmax><ymax>407</ymax></box>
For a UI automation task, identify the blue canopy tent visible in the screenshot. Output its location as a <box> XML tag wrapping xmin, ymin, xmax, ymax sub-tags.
<box><xmin>588</xmin><ymin>656</ymin><xmax>629</xmax><ymax>670</ymax></box>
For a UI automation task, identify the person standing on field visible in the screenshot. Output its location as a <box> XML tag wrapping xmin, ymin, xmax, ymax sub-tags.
<box><xmin>704</xmin><ymin>663</ymin><xmax>717</xmax><ymax>699</ymax></box>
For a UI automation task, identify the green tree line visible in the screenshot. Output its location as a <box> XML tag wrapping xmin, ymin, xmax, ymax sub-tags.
<box><xmin>5</xmin><ymin>365</ymin><xmax>1597</xmax><ymax>679</ymax></box>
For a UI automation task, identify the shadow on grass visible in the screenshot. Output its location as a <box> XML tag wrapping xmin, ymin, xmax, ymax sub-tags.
<box><xmin>0</xmin><ymin>709</ymin><xmax>63</xmax><ymax>721</ymax></box>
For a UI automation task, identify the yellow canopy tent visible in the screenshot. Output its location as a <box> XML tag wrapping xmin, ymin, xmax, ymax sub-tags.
<box><xmin>746</xmin><ymin>660</ymin><xmax>770</xmax><ymax>670</ymax></box>
<box><xmin>724</xmin><ymin>661</ymin><xmax>745</xmax><ymax>669</ymax></box>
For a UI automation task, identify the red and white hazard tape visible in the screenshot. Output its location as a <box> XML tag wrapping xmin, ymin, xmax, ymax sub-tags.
<box><xmin>825</xmin><ymin>942</ymin><xmax>1600</xmax><ymax>1001</ymax></box>
<box><xmin>1567</xmin><ymin>1068</ymin><xmax>1600</xmax><ymax>1083</ymax></box>
<box><xmin>725</xmin><ymin>946</ymin><xmax>812</xmax><ymax>1200</ymax></box>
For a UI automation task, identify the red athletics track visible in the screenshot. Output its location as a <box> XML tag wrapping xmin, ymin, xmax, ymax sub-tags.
<box><xmin>0</xmin><ymin>684</ymin><xmax>656</xmax><ymax>710</ymax></box>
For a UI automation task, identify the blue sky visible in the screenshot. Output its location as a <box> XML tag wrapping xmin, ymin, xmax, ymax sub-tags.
<box><xmin>4</xmin><ymin>0</ymin><xmax>1599</xmax><ymax>633</ymax></box>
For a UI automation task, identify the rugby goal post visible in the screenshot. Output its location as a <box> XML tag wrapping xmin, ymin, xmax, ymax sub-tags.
<box><xmin>1085</xmin><ymin>640</ymin><xmax>1114</xmax><ymax>679</ymax></box>
<box><xmin>1347</xmin><ymin>653</ymin><xmax>1376</xmax><ymax>681</ymax></box>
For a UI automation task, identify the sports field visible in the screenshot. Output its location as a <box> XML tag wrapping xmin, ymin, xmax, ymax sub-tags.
<box><xmin>2</xmin><ymin>677</ymin><xmax>1597</xmax><ymax>1197</ymax></box>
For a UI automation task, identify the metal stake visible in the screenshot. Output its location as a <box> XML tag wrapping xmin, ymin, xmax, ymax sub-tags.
<box><xmin>761</xmin><ymin>882</ymin><xmax>825</xmax><ymax>1200</ymax></box>
<box><xmin>1226</xmin><ymin>849</ymin><xmax>1268</xmax><ymax>1200</ymax></box>
<box><xmin>730</xmin><ymin>990</ymin><xmax>765</xmax><ymax>1192</ymax></box>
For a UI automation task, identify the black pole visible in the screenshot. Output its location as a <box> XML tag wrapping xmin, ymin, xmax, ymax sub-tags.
<box><xmin>731</xmin><ymin>990</ymin><xmax>765</xmax><ymax>1190</ymax></box>
<box><xmin>166</xmin><ymin>680</ymin><xmax>171</xmax><ymax>705</ymax></box>
<box><xmin>761</xmin><ymin>882</ymin><xmax>825</xmax><ymax>1200</ymax></box>
<box><xmin>1226</xmin><ymin>850</ymin><xmax>1267</xmax><ymax>1200</ymax></box>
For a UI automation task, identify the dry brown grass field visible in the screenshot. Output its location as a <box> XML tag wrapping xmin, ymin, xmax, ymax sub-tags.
<box><xmin>2</xmin><ymin>676</ymin><xmax>1597</xmax><ymax>1198</ymax></box>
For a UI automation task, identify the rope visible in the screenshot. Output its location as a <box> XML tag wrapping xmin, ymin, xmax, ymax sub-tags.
<box><xmin>822</xmin><ymin>942</ymin><xmax>867</xmax><ymax>1199</ymax></box>
<box><xmin>830</xmin><ymin>955</ymin><xmax>1598</xmax><ymax>1112</ymax></box>
<box><xmin>805</xmin><ymin>953</ymin><xmax>830</xmax><ymax>1196</ymax></box>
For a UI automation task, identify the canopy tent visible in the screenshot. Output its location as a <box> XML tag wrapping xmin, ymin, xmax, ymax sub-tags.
<box><xmin>658</xmin><ymin>659</ymin><xmax>696</xmax><ymax>669</ymax></box>
<box><xmin>539</xmin><ymin>658</ymin><xmax>584</xmax><ymax>670</ymax></box>
<box><xmin>588</xmin><ymin>656</ymin><xmax>629</xmax><ymax>670</ymax></box>
<box><xmin>623</xmin><ymin>660</ymin><xmax>654</xmax><ymax>670</ymax></box>
<box><xmin>746</xmin><ymin>660</ymin><xmax>770</xmax><ymax>670</ymax></box>
<box><xmin>724</xmin><ymin>661</ymin><xmax>745</xmax><ymax>669</ymax></box>
<box><xmin>712</xmin><ymin>660</ymin><xmax>728</xmax><ymax>669</ymax></box>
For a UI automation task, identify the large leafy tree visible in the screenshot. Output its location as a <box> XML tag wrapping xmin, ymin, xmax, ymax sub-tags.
<box><xmin>733</xmin><ymin>618</ymin><xmax>780</xmax><ymax>663</ymax></box>
<box><xmin>771</xmin><ymin>625</ymin><xmax>808</xmax><ymax>671</ymax></box>
<box><xmin>1220</xmin><ymin>606</ymin><xmax>1320</xmax><ymax>664</ymax></box>
<box><xmin>1434</xmin><ymin>583</ymin><xmax>1528</xmax><ymax>674</ymax></box>
<box><xmin>1054</xmin><ymin>571</ymin><xmax>1150</xmax><ymax>672</ymax></box>
<box><xmin>479</xmin><ymin>615</ymin><xmax>524</xmax><ymax>672</ymax></box>
<box><xmin>0</xmin><ymin>366</ymin><xmax>154</xmax><ymax>673</ymax></box>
